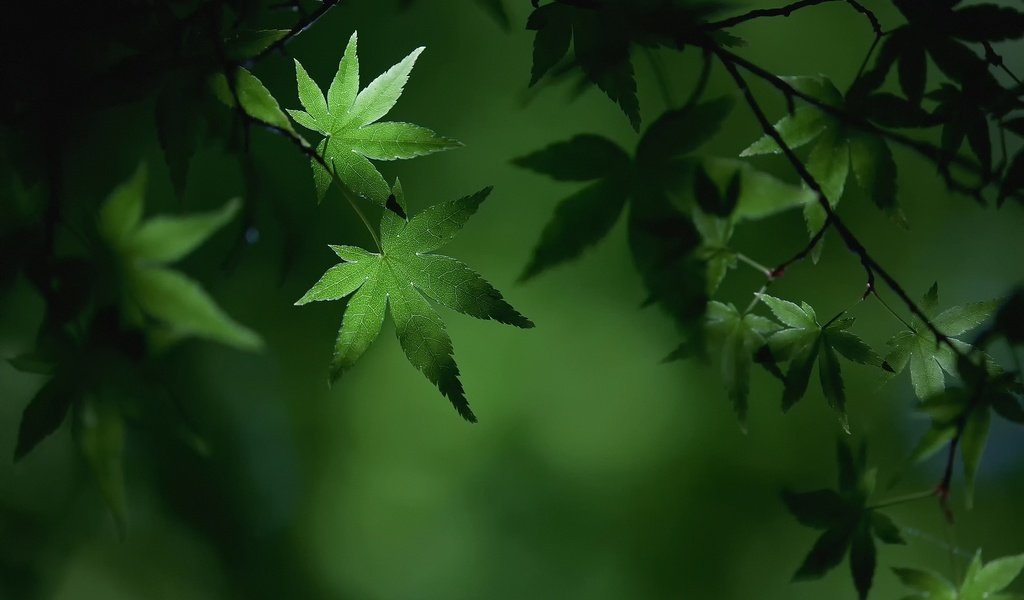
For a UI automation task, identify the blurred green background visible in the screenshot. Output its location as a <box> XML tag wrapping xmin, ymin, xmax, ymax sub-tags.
<box><xmin>2</xmin><ymin>1</ymin><xmax>1023</xmax><ymax>598</ymax></box>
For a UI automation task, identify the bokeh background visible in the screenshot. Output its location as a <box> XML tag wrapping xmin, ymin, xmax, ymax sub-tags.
<box><xmin>2</xmin><ymin>1</ymin><xmax>1023</xmax><ymax>598</ymax></box>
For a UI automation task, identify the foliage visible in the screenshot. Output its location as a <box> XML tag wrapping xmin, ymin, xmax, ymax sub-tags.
<box><xmin>296</xmin><ymin>182</ymin><xmax>532</xmax><ymax>421</ymax></box>
<box><xmin>2</xmin><ymin>0</ymin><xmax>1023</xmax><ymax>598</ymax></box>
<box><xmin>289</xmin><ymin>33</ymin><xmax>461</xmax><ymax>206</ymax></box>
<box><xmin>894</xmin><ymin>551</ymin><xmax>1024</xmax><ymax>600</ymax></box>
<box><xmin>783</xmin><ymin>441</ymin><xmax>905</xmax><ymax>600</ymax></box>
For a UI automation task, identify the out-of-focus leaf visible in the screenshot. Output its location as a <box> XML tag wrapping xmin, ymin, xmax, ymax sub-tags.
<box><xmin>786</xmin><ymin>440</ymin><xmax>904</xmax><ymax>598</ymax></box>
<box><xmin>74</xmin><ymin>395</ymin><xmax>128</xmax><ymax>537</ymax></box>
<box><xmin>14</xmin><ymin>376</ymin><xmax>76</xmax><ymax>461</ymax></box>
<box><xmin>224</xmin><ymin>29</ymin><xmax>289</xmax><ymax>60</ymax></box>
<box><xmin>98</xmin><ymin>166</ymin><xmax>261</xmax><ymax>352</ymax></box>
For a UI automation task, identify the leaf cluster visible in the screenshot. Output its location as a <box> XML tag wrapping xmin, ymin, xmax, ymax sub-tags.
<box><xmin>526</xmin><ymin>0</ymin><xmax>739</xmax><ymax>129</ymax></box>
<box><xmin>515</xmin><ymin>98</ymin><xmax>812</xmax><ymax>332</ymax></box>
<box><xmin>784</xmin><ymin>441</ymin><xmax>905</xmax><ymax>600</ymax></box>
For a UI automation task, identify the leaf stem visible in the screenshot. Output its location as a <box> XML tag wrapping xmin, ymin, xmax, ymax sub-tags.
<box><xmin>868</xmin><ymin>489</ymin><xmax>935</xmax><ymax>510</ymax></box>
<box><xmin>735</xmin><ymin>252</ymin><xmax>772</xmax><ymax>276</ymax></box>
<box><xmin>253</xmin><ymin>0</ymin><xmax>341</xmax><ymax>62</ymax></box>
<box><xmin>710</xmin><ymin>44</ymin><xmax>967</xmax><ymax>361</ymax></box>
<box><xmin>332</xmin><ymin>172</ymin><xmax>382</xmax><ymax>250</ymax></box>
<box><xmin>872</xmin><ymin>289</ymin><xmax>914</xmax><ymax>331</ymax></box>
<box><xmin>643</xmin><ymin>47</ymin><xmax>675</xmax><ymax>108</ymax></box>
<box><xmin>713</xmin><ymin>45</ymin><xmax>990</xmax><ymax>201</ymax></box>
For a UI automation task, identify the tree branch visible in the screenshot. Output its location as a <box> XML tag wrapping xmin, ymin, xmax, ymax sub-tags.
<box><xmin>711</xmin><ymin>45</ymin><xmax>965</xmax><ymax>357</ymax></box>
<box><xmin>715</xmin><ymin>46</ymin><xmax>991</xmax><ymax>203</ymax></box>
<box><xmin>705</xmin><ymin>0</ymin><xmax>881</xmax><ymax>38</ymax></box>
<box><xmin>253</xmin><ymin>0</ymin><xmax>341</xmax><ymax>63</ymax></box>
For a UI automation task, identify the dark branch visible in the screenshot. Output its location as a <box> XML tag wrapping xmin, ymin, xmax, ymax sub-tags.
<box><xmin>711</xmin><ymin>45</ymin><xmax>965</xmax><ymax>357</ymax></box>
<box><xmin>705</xmin><ymin>0</ymin><xmax>881</xmax><ymax>37</ymax></box>
<box><xmin>253</xmin><ymin>0</ymin><xmax>341</xmax><ymax>62</ymax></box>
<box><xmin>716</xmin><ymin>46</ymin><xmax>990</xmax><ymax>203</ymax></box>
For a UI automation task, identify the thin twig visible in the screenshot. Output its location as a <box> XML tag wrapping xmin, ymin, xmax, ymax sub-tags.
<box><xmin>717</xmin><ymin>46</ymin><xmax>991</xmax><ymax>202</ymax></box>
<box><xmin>704</xmin><ymin>0</ymin><xmax>841</xmax><ymax>30</ymax></box>
<box><xmin>735</xmin><ymin>252</ymin><xmax>772</xmax><ymax>276</ymax></box>
<box><xmin>253</xmin><ymin>0</ymin><xmax>342</xmax><ymax>62</ymax></box>
<box><xmin>705</xmin><ymin>0</ymin><xmax>881</xmax><ymax>37</ymax></box>
<box><xmin>711</xmin><ymin>45</ymin><xmax>965</xmax><ymax>360</ymax></box>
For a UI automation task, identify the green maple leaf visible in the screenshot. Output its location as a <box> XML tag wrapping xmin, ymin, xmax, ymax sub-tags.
<box><xmin>740</xmin><ymin>75</ymin><xmax>910</xmax><ymax>260</ymax></box>
<box><xmin>99</xmin><ymin>164</ymin><xmax>262</xmax><ymax>351</ymax></box>
<box><xmin>894</xmin><ymin>551</ymin><xmax>1024</xmax><ymax>600</ymax></box>
<box><xmin>526</xmin><ymin>0</ymin><xmax>740</xmax><ymax>130</ymax></box>
<box><xmin>760</xmin><ymin>294</ymin><xmax>889</xmax><ymax>432</ymax></box>
<box><xmin>702</xmin><ymin>301</ymin><xmax>780</xmax><ymax>427</ymax></box>
<box><xmin>288</xmin><ymin>32</ymin><xmax>462</xmax><ymax>205</ymax></box>
<box><xmin>296</xmin><ymin>181</ymin><xmax>533</xmax><ymax>422</ymax></box>
<box><xmin>784</xmin><ymin>440</ymin><xmax>906</xmax><ymax>600</ymax></box>
<box><xmin>514</xmin><ymin>98</ymin><xmax>814</xmax><ymax>331</ymax></box>
<box><xmin>883</xmin><ymin>282</ymin><xmax>999</xmax><ymax>400</ymax></box>
<box><xmin>906</xmin><ymin>363</ymin><xmax>1023</xmax><ymax>508</ymax></box>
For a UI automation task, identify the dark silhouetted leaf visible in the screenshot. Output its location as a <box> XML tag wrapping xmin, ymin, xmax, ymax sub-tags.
<box><xmin>513</xmin><ymin>134</ymin><xmax>630</xmax><ymax>181</ymax></box>
<box><xmin>520</xmin><ymin>175</ymin><xmax>629</xmax><ymax>280</ymax></box>
<box><xmin>15</xmin><ymin>377</ymin><xmax>75</xmax><ymax>461</ymax></box>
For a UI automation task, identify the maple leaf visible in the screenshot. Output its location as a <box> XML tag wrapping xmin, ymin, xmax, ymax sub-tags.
<box><xmin>99</xmin><ymin>164</ymin><xmax>262</xmax><ymax>351</ymax></box>
<box><xmin>905</xmin><ymin>363</ymin><xmax>1023</xmax><ymax>507</ymax></box>
<box><xmin>702</xmin><ymin>301</ymin><xmax>780</xmax><ymax>427</ymax></box>
<box><xmin>894</xmin><ymin>550</ymin><xmax>1024</xmax><ymax>600</ymax></box>
<box><xmin>882</xmin><ymin>282</ymin><xmax>999</xmax><ymax>400</ymax></box>
<box><xmin>526</xmin><ymin>0</ymin><xmax>740</xmax><ymax>129</ymax></box>
<box><xmin>784</xmin><ymin>440</ymin><xmax>906</xmax><ymax>600</ymax></box>
<box><xmin>295</xmin><ymin>181</ymin><xmax>532</xmax><ymax>422</ymax></box>
<box><xmin>514</xmin><ymin>98</ymin><xmax>814</xmax><ymax>332</ymax></box>
<box><xmin>288</xmin><ymin>32</ymin><xmax>462</xmax><ymax>206</ymax></box>
<box><xmin>759</xmin><ymin>295</ymin><xmax>889</xmax><ymax>432</ymax></box>
<box><xmin>740</xmin><ymin>76</ymin><xmax>922</xmax><ymax>259</ymax></box>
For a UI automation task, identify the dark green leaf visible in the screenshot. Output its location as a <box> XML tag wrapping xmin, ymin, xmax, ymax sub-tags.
<box><xmin>637</xmin><ymin>98</ymin><xmax>733</xmax><ymax>165</ymax></box>
<box><xmin>862</xmin><ymin>93</ymin><xmax>935</xmax><ymax>128</ymax></box>
<box><xmin>521</xmin><ymin>176</ymin><xmax>629</xmax><ymax>280</ymax></box>
<box><xmin>898</xmin><ymin>43</ymin><xmax>926</xmax><ymax>105</ymax></box>
<box><xmin>693</xmin><ymin>165</ymin><xmax>738</xmax><ymax>217</ymax></box>
<box><xmin>156</xmin><ymin>80</ymin><xmax>201</xmax><ymax>199</ymax></box>
<box><xmin>782</xmin><ymin>489</ymin><xmax>845</xmax><ymax>529</ymax></box>
<box><xmin>891</xmin><ymin>567</ymin><xmax>955</xmax><ymax>596</ymax></box>
<box><xmin>793</xmin><ymin>525</ymin><xmax>854</xmax><ymax>581</ymax></box>
<box><xmin>992</xmin><ymin>393</ymin><xmax>1024</xmax><ymax>424</ymax></box>
<box><xmin>74</xmin><ymin>395</ymin><xmax>128</xmax><ymax>537</ymax></box>
<box><xmin>15</xmin><ymin>377</ymin><xmax>75</xmax><ymax>461</ymax></box>
<box><xmin>512</xmin><ymin>134</ymin><xmax>629</xmax><ymax>181</ymax></box>
<box><xmin>572</xmin><ymin>12</ymin><xmax>639</xmax><ymax>129</ymax></box>
<box><xmin>950</xmin><ymin>5</ymin><xmax>1024</xmax><ymax>42</ymax></box>
<box><xmin>999</xmin><ymin>148</ymin><xmax>1024</xmax><ymax>205</ymax></box>
<box><xmin>850</xmin><ymin>521</ymin><xmax>877</xmax><ymax>600</ymax></box>
<box><xmin>783</xmin><ymin>335</ymin><xmax>821</xmax><ymax>411</ymax></box>
<box><xmin>848</xmin><ymin>132</ymin><xmax>899</xmax><ymax>217</ymax></box>
<box><xmin>871</xmin><ymin>512</ymin><xmax>905</xmax><ymax>545</ymax></box>
<box><xmin>224</xmin><ymin>29</ymin><xmax>289</xmax><ymax>60</ymax></box>
<box><xmin>819</xmin><ymin>339</ymin><xmax>848</xmax><ymax>432</ymax></box>
<box><xmin>960</xmin><ymin>407</ymin><xmax>991</xmax><ymax>508</ymax></box>
<box><xmin>527</xmin><ymin>4</ymin><xmax>573</xmax><ymax>85</ymax></box>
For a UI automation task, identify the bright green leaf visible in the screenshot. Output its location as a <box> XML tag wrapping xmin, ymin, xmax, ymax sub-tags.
<box><xmin>291</xmin><ymin>35</ymin><xmax>459</xmax><ymax>206</ymax></box>
<box><xmin>297</xmin><ymin>186</ymin><xmax>532</xmax><ymax>420</ymax></box>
